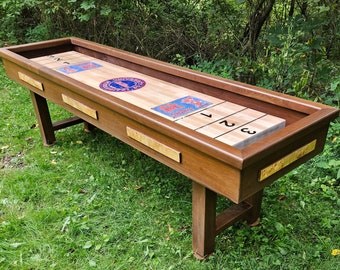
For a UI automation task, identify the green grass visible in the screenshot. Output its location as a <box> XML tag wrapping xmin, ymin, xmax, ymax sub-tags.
<box><xmin>0</xmin><ymin>63</ymin><xmax>339</xmax><ymax>269</ymax></box>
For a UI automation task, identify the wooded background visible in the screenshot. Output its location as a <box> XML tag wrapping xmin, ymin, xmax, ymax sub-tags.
<box><xmin>0</xmin><ymin>0</ymin><xmax>339</xmax><ymax>106</ymax></box>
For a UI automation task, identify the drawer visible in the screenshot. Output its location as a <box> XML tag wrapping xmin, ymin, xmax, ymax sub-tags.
<box><xmin>61</xmin><ymin>94</ymin><xmax>98</xmax><ymax>120</ymax></box>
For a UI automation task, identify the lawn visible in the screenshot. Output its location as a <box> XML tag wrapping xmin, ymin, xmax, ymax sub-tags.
<box><xmin>0</xmin><ymin>62</ymin><xmax>339</xmax><ymax>269</ymax></box>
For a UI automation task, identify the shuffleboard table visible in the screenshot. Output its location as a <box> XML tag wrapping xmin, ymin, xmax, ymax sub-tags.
<box><xmin>0</xmin><ymin>37</ymin><xmax>338</xmax><ymax>259</ymax></box>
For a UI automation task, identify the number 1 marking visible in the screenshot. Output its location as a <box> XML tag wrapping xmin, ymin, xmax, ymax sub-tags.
<box><xmin>200</xmin><ymin>112</ymin><xmax>212</xmax><ymax>118</ymax></box>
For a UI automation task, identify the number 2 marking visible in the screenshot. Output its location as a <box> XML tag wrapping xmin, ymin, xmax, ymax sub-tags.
<box><xmin>219</xmin><ymin>120</ymin><xmax>235</xmax><ymax>127</ymax></box>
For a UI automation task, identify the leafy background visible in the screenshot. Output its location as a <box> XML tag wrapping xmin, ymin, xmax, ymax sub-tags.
<box><xmin>0</xmin><ymin>0</ymin><xmax>339</xmax><ymax>106</ymax></box>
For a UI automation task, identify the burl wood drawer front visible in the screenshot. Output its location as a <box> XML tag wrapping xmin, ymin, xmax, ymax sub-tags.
<box><xmin>61</xmin><ymin>94</ymin><xmax>98</xmax><ymax>120</ymax></box>
<box><xmin>18</xmin><ymin>71</ymin><xmax>44</xmax><ymax>91</ymax></box>
<box><xmin>126</xmin><ymin>126</ymin><xmax>181</xmax><ymax>163</ymax></box>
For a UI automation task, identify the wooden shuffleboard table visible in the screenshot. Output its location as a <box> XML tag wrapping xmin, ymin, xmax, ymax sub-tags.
<box><xmin>0</xmin><ymin>37</ymin><xmax>339</xmax><ymax>259</ymax></box>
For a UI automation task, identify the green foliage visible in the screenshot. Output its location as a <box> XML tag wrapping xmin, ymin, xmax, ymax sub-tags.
<box><xmin>0</xmin><ymin>0</ymin><xmax>40</xmax><ymax>44</ymax></box>
<box><xmin>0</xmin><ymin>1</ymin><xmax>339</xmax><ymax>104</ymax></box>
<box><xmin>256</xmin><ymin>15</ymin><xmax>339</xmax><ymax>103</ymax></box>
<box><xmin>185</xmin><ymin>55</ymin><xmax>234</xmax><ymax>80</ymax></box>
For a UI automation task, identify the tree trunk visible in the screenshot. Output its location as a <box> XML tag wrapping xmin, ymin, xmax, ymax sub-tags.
<box><xmin>297</xmin><ymin>0</ymin><xmax>308</xmax><ymax>18</ymax></box>
<box><xmin>242</xmin><ymin>0</ymin><xmax>276</xmax><ymax>58</ymax></box>
<box><xmin>289</xmin><ymin>0</ymin><xmax>295</xmax><ymax>17</ymax></box>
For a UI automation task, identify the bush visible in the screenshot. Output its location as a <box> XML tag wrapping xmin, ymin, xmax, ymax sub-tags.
<box><xmin>0</xmin><ymin>0</ymin><xmax>339</xmax><ymax>106</ymax></box>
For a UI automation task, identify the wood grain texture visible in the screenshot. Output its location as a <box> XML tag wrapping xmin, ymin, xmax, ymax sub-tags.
<box><xmin>62</xmin><ymin>94</ymin><xmax>98</xmax><ymax>119</ymax></box>
<box><xmin>32</xmin><ymin>51</ymin><xmax>224</xmax><ymax>119</ymax></box>
<box><xmin>18</xmin><ymin>71</ymin><xmax>44</xmax><ymax>91</ymax></box>
<box><xmin>217</xmin><ymin>114</ymin><xmax>286</xmax><ymax>148</ymax></box>
<box><xmin>30</xmin><ymin>51</ymin><xmax>287</xmax><ymax>148</ymax></box>
<box><xmin>196</xmin><ymin>108</ymin><xmax>265</xmax><ymax>138</ymax></box>
<box><xmin>259</xmin><ymin>139</ymin><xmax>316</xmax><ymax>181</ymax></box>
<box><xmin>126</xmin><ymin>126</ymin><xmax>181</xmax><ymax>162</ymax></box>
<box><xmin>192</xmin><ymin>182</ymin><xmax>216</xmax><ymax>259</ymax></box>
<box><xmin>30</xmin><ymin>92</ymin><xmax>56</xmax><ymax>146</ymax></box>
<box><xmin>176</xmin><ymin>101</ymin><xmax>245</xmax><ymax>129</ymax></box>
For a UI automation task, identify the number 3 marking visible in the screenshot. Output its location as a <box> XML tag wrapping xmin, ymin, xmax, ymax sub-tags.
<box><xmin>241</xmin><ymin>128</ymin><xmax>256</xmax><ymax>134</ymax></box>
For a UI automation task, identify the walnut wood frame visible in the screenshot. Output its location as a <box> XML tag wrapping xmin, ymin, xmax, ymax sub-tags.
<box><xmin>1</xmin><ymin>37</ymin><xmax>338</xmax><ymax>259</ymax></box>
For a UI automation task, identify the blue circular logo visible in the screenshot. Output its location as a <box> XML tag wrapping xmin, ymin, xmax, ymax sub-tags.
<box><xmin>99</xmin><ymin>77</ymin><xmax>146</xmax><ymax>92</ymax></box>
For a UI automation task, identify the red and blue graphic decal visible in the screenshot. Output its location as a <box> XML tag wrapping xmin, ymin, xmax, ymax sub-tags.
<box><xmin>99</xmin><ymin>77</ymin><xmax>146</xmax><ymax>92</ymax></box>
<box><xmin>57</xmin><ymin>62</ymin><xmax>102</xmax><ymax>74</ymax></box>
<box><xmin>152</xmin><ymin>96</ymin><xmax>212</xmax><ymax>119</ymax></box>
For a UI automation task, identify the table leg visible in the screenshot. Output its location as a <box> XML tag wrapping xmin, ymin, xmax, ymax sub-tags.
<box><xmin>30</xmin><ymin>91</ymin><xmax>56</xmax><ymax>146</ymax></box>
<box><xmin>192</xmin><ymin>181</ymin><xmax>217</xmax><ymax>259</ymax></box>
<box><xmin>192</xmin><ymin>183</ymin><xmax>264</xmax><ymax>259</ymax></box>
<box><xmin>244</xmin><ymin>189</ymin><xmax>263</xmax><ymax>226</ymax></box>
<box><xmin>84</xmin><ymin>122</ymin><xmax>95</xmax><ymax>133</ymax></box>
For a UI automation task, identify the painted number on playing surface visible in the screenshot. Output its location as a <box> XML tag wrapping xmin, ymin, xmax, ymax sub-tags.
<box><xmin>219</xmin><ymin>120</ymin><xmax>235</xmax><ymax>127</ymax></box>
<box><xmin>241</xmin><ymin>128</ymin><xmax>256</xmax><ymax>134</ymax></box>
<box><xmin>200</xmin><ymin>112</ymin><xmax>212</xmax><ymax>118</ymax></box>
